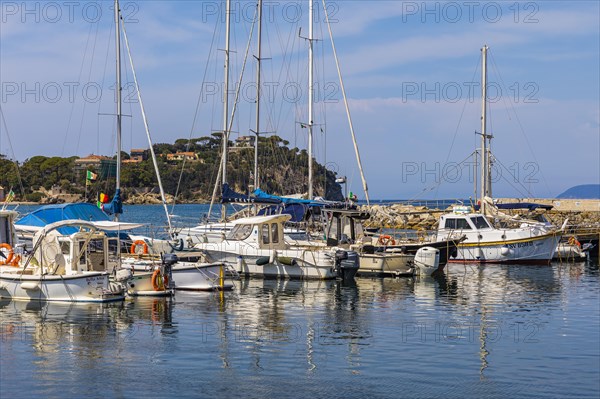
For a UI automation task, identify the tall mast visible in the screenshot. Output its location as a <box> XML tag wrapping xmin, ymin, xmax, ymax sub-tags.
<box><xmin>253</xmin><ymin>0</ymin><xmax>263</xmax><ymax>190</ymax></box>
<box><xmin>307</xmin><ymin>0</ymin><xmax>314</xmax><ymax>200</ymax></box>
<box><xmin>321</xmin><ymin>0</ymin><xmax>370</xmax><ymax>204</ymax></box>
<box><xmin>221</xmin><ymin>0</ymin><xmax>231</xmax><ymax>220</ymax></box>
<box><xmin>480</xmin><ymin>44</ymin><xmax>489</xmax><ymax>213</ymax></box>
<box><xmin>114</xmin><ymin>0</ymin><xmax>122</xmax><ymax>221</ymax></box>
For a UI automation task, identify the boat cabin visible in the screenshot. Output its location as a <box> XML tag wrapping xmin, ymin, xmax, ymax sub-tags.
<box><xmin>437</xmin><ymin>213</ymin><xmax>493</xmax><ymax>233</ymax></box>
<box><xmin>322</xmin><ymin>209</ymin><xmax>370</xmax><ymax>246</ymax></box>
<box><xmin>226</xmin><ymin>214</ymin><xmax>290</xmax><ymax>250</ymax></box>
<box><xmin>0</xmin><ymin>210</ymin><xmax>18</xmax><ymax>247</ymax></box>
<box><xmin>32</xmin><ymin>223</ymin><xmax>110</xmax><ymax>276</ymax></box>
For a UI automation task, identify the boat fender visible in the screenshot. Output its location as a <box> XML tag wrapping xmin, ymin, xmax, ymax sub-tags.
<box><xmin>269</xmin><ymin>250</ymin><xmax>276</xmax><ymax>264</ymax></box>
<box><xmin>278</xmin><ymin>256</ymin><xmax>297</xmax><ymax>266</ymax></box>
<box><xmin>256</xmin><ymin>256</ymin><xmax>270</xmax><ymax>266</ymax></box>
<box><xmin>20</xmin><ymin>282</ymin><xmax>40</xmax><ymax>291</ymax></box>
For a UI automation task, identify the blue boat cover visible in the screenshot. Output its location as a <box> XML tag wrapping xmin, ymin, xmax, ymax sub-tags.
<box><xmin>222</xmin><ymin>184</ymin><xmax>281</xmax><ymax>205</ymax></box>
<box><xmin>257</xmin><ymin>203</ymin><xmax>309</xmax><ymax>223</ymax></box>
<box><xmin>16</xmin><ymin>203</ymin><xmax>112</xmax><ymax>234</ymax></box>
<box><xmin>474</xmin><ymin>202</ymin><xmax>553</xmax><ymax>211</ymax></box>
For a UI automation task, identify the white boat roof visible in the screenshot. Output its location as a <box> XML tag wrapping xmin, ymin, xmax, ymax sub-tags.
<box><xmin>231</xmin><ymin>214</ymin><xmax>292</xmax><ymax>225</ymax></box>
<box><xmin>15</xmin><ymin>220</ymin><xmax>145</xmax><ymax>233</ymax></box>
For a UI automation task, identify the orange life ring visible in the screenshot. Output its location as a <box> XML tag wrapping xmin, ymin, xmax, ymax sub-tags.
<box><xmin>151</xmin><ymin>269</ymin><xmax>169</xmax><ymax>291</ymax></box>
<box><xmin>130</xmin><ymin>240</ymin><xmax>149</xmax><ymax>255</ymax></box>
<box><xmin>568</xmin><ymin>236</ymin><xmax>581</xmax><ymax>248</ymax></box>
<box><xmin>377</xmin><ymin>235</ymin><xmax>396</xmax><ymax>246</ymax></box>
<box><xmin>0</xmin><ymin>243</ymin><xmax>15</xmax><ymax>266</ymax></box>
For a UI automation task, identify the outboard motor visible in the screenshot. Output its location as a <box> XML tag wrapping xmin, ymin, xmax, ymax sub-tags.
<box><xmin>161</xmin><ymin>253</ymin><xmax>178</xmax><ymax>288</ymax></box>
<box><xmin>414</xmin><ymin>247</ymin><xmax>440</xmax><ymax>276</ymax></box>
<box><xmin>334</xmin><ymin>250</ymin><xmax>359</xmax><ymax>282</ymax></box>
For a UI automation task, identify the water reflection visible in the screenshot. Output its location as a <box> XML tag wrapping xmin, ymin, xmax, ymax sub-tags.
<box><xmin>1</xmin><ymin>259</ymin><xmax>598</xmax><ymax>398</ymax></box>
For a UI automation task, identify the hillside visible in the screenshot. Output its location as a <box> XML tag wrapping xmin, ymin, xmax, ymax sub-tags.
<box><xmin>0</xmin><ymin>135</ymin><xmax>344</xmax><ymax>203</ymax></box>
<box><xmin>556</xmin><ymin>184</ymin><xmax>600</xmax><ymax>199</ymax></box>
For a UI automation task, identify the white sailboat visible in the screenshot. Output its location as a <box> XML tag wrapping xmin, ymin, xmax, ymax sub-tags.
<box><xmin>435</xmin><ymin>46</ymin><xmax>562</xmax><ymax>264</ymax></box>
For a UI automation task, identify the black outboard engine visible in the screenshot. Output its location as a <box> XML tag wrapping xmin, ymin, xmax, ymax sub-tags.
<box><xmin>334</xmin><ymin>250</ymin><xmax>359</xmax><ymax>282</ymax></box>
<box><xmin>161</xmin><ymin>253</ymin><xmax>178</xmax><ymax>288</ymax></box>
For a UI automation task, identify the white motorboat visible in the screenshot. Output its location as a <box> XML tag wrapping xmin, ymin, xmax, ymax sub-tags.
<box><xmin>0</xmin><ymin>218</ymin><xmax>125</xmax><ymax>302</ymax></box>
<box><xmin>436</xmin><ymin>209</ymin><xmax>560</xmax><ymax>264</ymax></box>
<box><xmin>194</xmin><ymin>214</ymin><xmax>359</xmax><ymax>280</ymax></box>
<box><xmin>434</xmin><ymin>46</ymin><xmax>562</xmax><ymax>264</ymax></box>
<box><xmin>120</xmin><ymin>253</ymin><xmax>235</xmax><ymax>294</ymax></box>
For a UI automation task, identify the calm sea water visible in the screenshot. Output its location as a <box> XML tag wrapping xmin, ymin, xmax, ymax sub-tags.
<box><xmin>3</xmin><ymin>205</ymin><xmax>599</xmax><ymax>399</ymax></box>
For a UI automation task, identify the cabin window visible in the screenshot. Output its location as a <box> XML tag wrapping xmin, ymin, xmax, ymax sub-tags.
<box><xmin>261</xmin><ymin>224</ymin><xmax>270</xmax><ymax>244</ymax></box>
<box><xmin>471</xmin><ymin>216</ymin><xmax>491</xmax><ymax>229</ymax></box>
<box><xmin>444</xmin><ymin>218</ymin><xmax>471</xmax><ymax>230</ymax></box>
<box><xmin>228</xmin><ymin>224</ymin><xmax>252</xmax><ymax>240</ymax></box>
<box><xmin>444</xmin><ymin>218</ymin><xmax>457</xmax><ymax>229</ymax></box>
<box><xmin>456</xmin><ymin>219</ymin><xmax>472</xmax><ymax>230</ymax></box>
<box><xmin>271</xmin><ymin>223</ymin><xmax>279</xmax><ymax>244</ymax></box>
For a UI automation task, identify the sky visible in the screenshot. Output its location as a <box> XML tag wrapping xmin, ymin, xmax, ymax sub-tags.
<box><xmin>0</xmin><ymin>0</ymin><xmax>598</xmax><ymax>200</ymax></box>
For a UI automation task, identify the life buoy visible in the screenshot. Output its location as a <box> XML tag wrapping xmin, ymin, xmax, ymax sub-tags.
<box><xmin>130</xmin><ymin>240</ymin><xmax>149</xmax><ymax>255</ymax></box>
<box><xmin>0</xmin><ymin>243</ymin><xmax>15</xmax><ymax>266</ymax></box>
<box><xmin>568</xmin><ymin>236</ymin><xmax>581</xmax><ymax>248</ymax></box>
<box><xmin>151</xmin><ymin>269</ymin><xmax>169</xmax><ymax>291</ymax></box>
<box><xmin>377</xmin><ymin>235</ymin><xmax>396</xmax><ymax>246</ymax></box>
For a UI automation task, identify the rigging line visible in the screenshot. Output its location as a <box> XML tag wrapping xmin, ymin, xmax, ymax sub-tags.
<box><xmin>120</xmin><ymin>14</ymin><xmax>173</xmax><ymax>233</ymax></box>
<box><xmin>435</xmin><ymin>53</ymin><xmax>481</xmax><ymax>199</ymax></box>
<box><xmin>488</xmin><ymin>52</ymin><xmax>551</xmax><ymax>196</ymax></box>
<box><xmin>493</xmin><ymin>155</ymin><xmax>534</xmax><ymax>198</ymax></box>
<box><xmin>0</xmin><ymin>106</ymin><xmax>25</xmax><ymax>196</ymax></box>
<box><xmin>61</xmin><ymin>21</ymin><xmax>96</xmax><ymax>157</ymax></box>
<box><xmin>171</xmin><ymin>10</ymin><xmax>221</xmax><ymax>211</ymax></box>
<box><xmin>75</xmin><ymin>19</ymin><xmax>101</xmax><ymax>158</ymax></box>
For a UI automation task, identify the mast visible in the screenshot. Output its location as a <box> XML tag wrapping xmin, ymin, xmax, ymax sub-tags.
<box><xmin>321</xmin><ymin>0</ymin><xmax>370</xmax><ymax>204</ymax></box>
<box><xmin>221</xmin><ymin>0</ymin><xmax>232</xmax><ymax>221</ymax></box>
<box><xmin>480</xmin><ymin>44</ymin><xmax>489</xmax><ymax>214</ymax></box>
<box><xmin>114</xmin><ymin>0</ymin><xmax>122</xmax><ymax>221</ymax></box>
<box><xmin>307</xmin><ymin>0</ymin><xmax>314</xmax><ymax>200</ymax></box>
<box><xmin>253</xmin><ymin>0</ymin><xmax>263</xmax><ymax>190</ymax></box>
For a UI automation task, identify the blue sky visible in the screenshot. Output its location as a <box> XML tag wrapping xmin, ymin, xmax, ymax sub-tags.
<box><xmin>1</xmin><ymin>0</ymin><xmax>598</xmax><ymax>200</ymax></box>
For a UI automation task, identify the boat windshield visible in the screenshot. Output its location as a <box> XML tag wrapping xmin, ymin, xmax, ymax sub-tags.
<box><xmin>470</xmin><ymin>216</ymin><xmax>491</xmax><ymax>230</ymax></box>
<box><xmin>227</xmin><ymin>224</ymin><xmax>253</xmax><ymax>240</ymax></box>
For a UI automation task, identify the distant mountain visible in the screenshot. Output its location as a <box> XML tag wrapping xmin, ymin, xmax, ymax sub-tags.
<box><xmin>557</xmin><ymin>184</ymin><xmax>600</xmax><ymax>199</ymax></box>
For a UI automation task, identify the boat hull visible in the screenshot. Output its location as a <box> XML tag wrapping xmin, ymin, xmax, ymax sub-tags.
<box><xmin>171</xmin><ymin>262</ymin><xmax>234</xmax><ymax>291</ymax></box>
<box><xmin>357</xmin><ymin>253</ymin><xmax>414</xmax><ymax>276</ymax></box>
<box><xmin>449</xmin><ymin>233</ymin><xmax>560</xmax><ymax>264</ymax></box>
<box><xmin>0</xmin><ymin>271</ymin><xmax>124</xmax><ymax>302</ymax></box>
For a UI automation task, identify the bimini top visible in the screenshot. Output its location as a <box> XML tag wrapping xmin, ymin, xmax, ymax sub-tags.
<box><xmin>16</xmin><ymin>203</ymin><xmax>142</xmax><ymax>234</ymax></box>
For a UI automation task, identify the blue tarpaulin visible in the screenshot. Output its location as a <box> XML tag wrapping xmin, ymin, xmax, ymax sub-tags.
<box><xmin>221</xmin><ymin>184</ymin><xmax>281</xmax><ymax>205</ymax></box>
<box><xmin>16</xmin><ymin>203</ymin><xmax>112</xmax><ymax>234</ymax></box>
<box><xmin>474</xmin><ymin>202</ymin><xmax>553</xmax><ymax>211</ymax></box>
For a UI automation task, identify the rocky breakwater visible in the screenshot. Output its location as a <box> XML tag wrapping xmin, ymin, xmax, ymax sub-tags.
<box><xmin>359</xmin><ymin>203</ymin><xmax>444</xmax><ymax>230</ymax></box>
<box><xmin>360</xmin><ymin>198</ymin><xmax>600</xmax><ymax>233</ymax></box>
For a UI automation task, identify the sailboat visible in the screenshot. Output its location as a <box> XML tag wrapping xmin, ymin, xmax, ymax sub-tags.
<box><xmin>435</xmin><ymin>46</ymin><xmax>562</xmax><ymax>264</ymax></box>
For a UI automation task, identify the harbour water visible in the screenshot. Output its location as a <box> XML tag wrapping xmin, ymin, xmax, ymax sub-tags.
<box><xmin>2</xmin><ymin>205</ymin><xmax>599</xmax><ymax>398</ymax></box>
